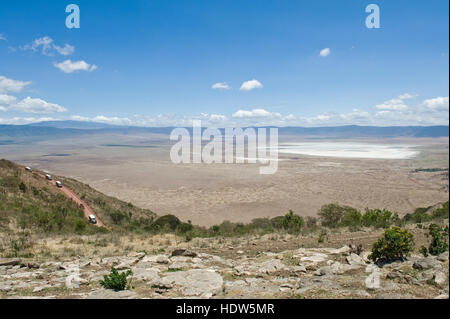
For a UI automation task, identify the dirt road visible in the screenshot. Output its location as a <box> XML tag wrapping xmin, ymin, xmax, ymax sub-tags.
<box><xmin>22</xmin><ymin>166</ymin><xmax>106</xmax><ymax>228</ymax></box>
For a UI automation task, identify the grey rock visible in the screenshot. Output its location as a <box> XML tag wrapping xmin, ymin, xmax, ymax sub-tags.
<box><xmin>365</xmin><ymin>271</ymin><xmax>381</xmax><ymax>290</ymax></box>
<box><xmin>413</xmin><ymin>258</ymin><xmax>441</xmax><ymax>270</ymax></box>
<box><xmin>157</xmin><ymin>269</ymin><xmax>223</xmax><ymax>297</ymax></box>
<box><xmin>171</xmin><ymin>249</ymin><xmax>197</xmax><ymax>258</ymax></box>
<box><xmin>375</xmin><ymin>292</ymin><xmax>413</xmax><ymax>299</ymax></box>
<box><xmin>346</xmin><ymin>253</ymin><xmax>366</xmax><ymax>266</ymax></box>
<box><xmin>131</xmin><ymin>267</ymin><xmax>160</xmax><ymax>282</ymax></box>
<box><xmin>437</xmin><ymin>251</ymin><xmax>449</xmax><ymax>262</ymax></box>
<box><xmin>0</xmin><ymin>258</ymin><xmax>20</xmax><ymax>267</ymax></box>
<box><xmin>86</xmin><ymin>289</ymin><xmax>139</xmax><ymax>299</ymax></box>
<box><xmin>433</xmin><ymin>271</ymin><xmax>447</xmax><ymax>286</ymax></box>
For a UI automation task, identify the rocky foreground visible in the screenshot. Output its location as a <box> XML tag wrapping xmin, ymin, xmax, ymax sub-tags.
<box><xmin>0</xmin><ymin>245</ymin><xmax>448</xmax><ymax>299</ymax></box>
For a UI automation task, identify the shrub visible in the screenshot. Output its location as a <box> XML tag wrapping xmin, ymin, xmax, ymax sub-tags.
<box><xmin>276</xmin><ymin>210</ymin><xmax>304</xmax><ymax>233</ymax></box>
<box><xmin>176</xmin><ymin>222</ymin><xmax>193</xmax><ymax>234</ymax></box>
<box><xmin>341</xmin><ymin>208</ymin><xmax>362</xmax><ymax>229</ymax></box>
<box><xmin>426</xmin><ymin>224</ymin><xmax>449</xmax><ymax>256</ymax></box>
<box><xmin>403</xmin><ymin>207</ymin><xmax>431</xmax><ymax>223</ymax></box>
<box><xmin>419</xmin><ymin>246</ymin><xmax>429</xmax><ymax>257</ymax></box>
<box><xmin>100</xmin><ymin>267</ymin><xmax>132</xmax><ymax>291</ymax></box>
<box><xmin>305</xmin><ymin>216</ymin><xmax>317</xmax><ymax>229</ymax></box>
<box><xmin>74</xmin><ymin>218</ymin><xmax>86</xmax><ymax>234</ymax></box>
<box><xmin>432</xmin><ymin>201</ymin><xmax>449</xmax><ymax>220</ymax></box>
<box><xmin>318</xmin><ymin>203</ymin><xmax>350</xmax><ymax>228</ymax></box>
<box><xmin>152</xmin><ymin>215</ymin><xmax>181</xmax><ymax>231</ymax></box>
<box><xmin>110</xmin><ymin>210</ymin><xmax>129</xmax><ymax>225</ymax></box>
<box><xmin>362</xmin><ymin>208</ymin><xmax>399</xmax><ymax>229</ymax></box>
<box><xmin>318</xmin><ymin>229</ymin><xmax>328</xmax><ymax>243</ymax></box>
<box><xmin>19</xmin><ymin>182</ymin><xmax>27</xmax><ymax>193</ymax></box>
<box><xmin>369</xmin><ymin>226</ymin><xmax>414</xmax><ymax>262</ymax></box>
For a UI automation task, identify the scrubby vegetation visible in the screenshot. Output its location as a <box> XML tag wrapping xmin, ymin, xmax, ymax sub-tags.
<box><xmin>369</xmin><ymin>227</ymin><xmax>415</xmax><ymax>262</ymax></box>
<box><xmin>99</xmin><ymin>267</ymin><xmax>132</xmax><ymax>291</ymax></box>
<box><xmin>0</xmin><ymin>159</ymin><xmax>102</xmax><ymax>235</ymax></box>
<box><xmin>0</xmin><ymin>159</ymin><xmax>448</xmax><ymax>249</ymax></box>
<box><xmin>421</xmin><ymin>224</ymin><xmax>449</xmax><ymax>256</ymax></box>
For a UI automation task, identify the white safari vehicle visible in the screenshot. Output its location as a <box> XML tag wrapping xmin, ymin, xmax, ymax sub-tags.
<box><xmin>55</xmin><ymin>181</ymin><xmax>63</xmax><ymax>188</ymax></box>
<box><xmin>88</xmin><ymin>214</ymin><xmax>97</xmax><ymax>224</ymax></box>
<box><xmin>45</xmin><ymin>174</ymin><xmax>52</xmax><ymax>181</ymax></box>
<box><xmin>25</xmin><ymin>166</ymin><xmax>32</xmax><ymax>172</ymax></box>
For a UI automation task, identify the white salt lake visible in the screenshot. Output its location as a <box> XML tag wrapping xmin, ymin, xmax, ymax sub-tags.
<box><xmin>272</xmin><ymin>142</ymin><xmax>420</xmax><ymax>159</ymax></box>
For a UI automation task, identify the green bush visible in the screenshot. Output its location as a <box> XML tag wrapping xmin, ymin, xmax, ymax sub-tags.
<box><xmin>341</xmin><ymin>209</ymin><xmax>362</xmax><ymax>229</ymax></box>
<box><xmin>426</xmin><ymin>224</ymin><xmax>449</xmax><ymax>256</ymax></box>
<box><xmin>110</xmin><ymin>210</ymin><xmax>129</xmax><ymax>225</ymax></box>
<box><xmin>369</xmin><ymin>226</ymin><xmax>414</xmax><ymax>262</ymax></box>
<box><xmin>152</xmin><ymin>214</ymin><xmax>181</xmax><ymax>231</ymax></box>
<box><xmin>276</xmin><ymin>210</ymin><xmax>304</xmax><ymax>233</ymax></box>
<box><xmin>432</xmin><ymin>201</ymin><xmax>449</xmax><ymax>220</ymax></box>
<box><xmin>177</xmin><ymin>222</ymin><xmax>193</xmax><ymax>234</ymax></box>
<box><xmin>318</xmin><ymin>204</ymin><xmax>349</xmax><ymax>228</ymax></box>
<box><xmin>403</xmin><ymin>207</ymin><xmax>432</xmax><ymax>223</ymax></box>
<box><xmin>100</xmin><ymin>267</ymin><xmax>132</xmax><ymax>291</ymax></box>
<box><xmin>362</xmin><ymin>208</ymin><xmax>399</xmax><ymax>229</ymax></box>
<box><xmin>419</xmin><ymin>246</ymin><xmax>429</xmax><ymax>257</ymax></box>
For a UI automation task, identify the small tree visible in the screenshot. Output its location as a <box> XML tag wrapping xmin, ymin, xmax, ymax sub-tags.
<box><xmin>100</xmin><ymin>267</ymin><xmax>132</xmax><ymax>291</ymax></box>
<box><xmin>369</xmin><ymin>226</ymin><xmax>414</xmax><ymax>262</ymax></box>
<box><xmin>425</xmin><ymin>224</ymin><xmax>449</xmax><ymax>256</ymax></box>
<box><xmin>341</xmin><ymin>209</ymin><xmax>362</xmax><ymax>230</ymax></box>
<box><xmin>279</xmin><ymin>210</ymin><xmax>304</xmax><ymax>233</ymax></box>
<box><xmin>318</xmin><ymin>204</ymin><xmax>346</xmax><ymax>228</ymax></box>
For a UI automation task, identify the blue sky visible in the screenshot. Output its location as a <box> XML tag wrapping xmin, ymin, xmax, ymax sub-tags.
<box><xmin>0</xmin><ymin>0</ymin><xmax>448</xmax><ymax>126</ymax></box>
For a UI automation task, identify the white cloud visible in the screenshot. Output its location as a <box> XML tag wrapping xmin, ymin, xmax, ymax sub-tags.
<box><xmin>209</xmin><ymin>114</ymin><xmax>227</xmax><ymax>121</ymax></box>
<box><xmin>53</xmin><ymin>60</ymin><xmax>98</xmax><ymax>74</ymax></box>
<box><xmin>212</xmin><ymin>82</ymin><xmax>231</xmax><ymax>90</ymax></box>
<box><xmin>423</xmin><ymin>96</ymin><xmax>449</xmax><ymax>111</ymax></box>
<box><xmin>71</xmin><ymin>115</ymin><xmax>133</xmax><ymax>126</ymax></box>
<box><xmin>0</xmin><ymin>117</ymin><xmax>56</xmax><ymax>125</ymax></box>
<box><xmin>0</xmin><ymin>75</ymin><xmax>31</xmax><ymax>93</ymax></box>
<box><xmin>319</xmin><ymin>48</ymin><xmax>331</xmax><ymax>57</ymax></box>
<box><xmin>398</xmin><ymin>93</ymin><xmax>417</xmax><ymax>100</ymax></box>
<box><xmin>232</xmin><ymin>108</ymin><xmax>280</xmax><ymax>118</ymax></box>
<box><xmin>374</xmin><ymin>94</ymin><xmax>415</xmax><ymax>111</ymax></box>
<box><xmin>240</xmin><ymin>79</ymin><xmax>263</xmax><ymax>91</ymax></box>
<box><xmin>53</xmin><ymin>44</ymin><xmax>75</xmax><ymax>56</ymax></box>
<box><xmin>21</xmin><ymin>36</ymin><xmax>74</xmax><ymax>56</ymax></box>
<box><xmin>92</xmin><ymin>116</ymin><xmax>132</xmax><ymax>125</ymax></box>
<box><xmin>0</xmin><ymin>34</ymin><xmax>6</xmax><ymax>41</ymax></box>
<box><xmin>10</xmin><ymin>97</ymin><xmax>67</xmax><ymax>114</ymax></box>
<box><xmin>0</xmin><ymin>94</ymin><xmax>17</xmax><ymax>105</ymax></box>
<box><xmin>0</xmin><ymin>106</ymin><xmax>6</xmax><ymax>112</ymax></box>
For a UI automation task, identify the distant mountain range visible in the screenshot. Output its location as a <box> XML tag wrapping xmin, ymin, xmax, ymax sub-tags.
<box><xmin>0</xmin><ymin>121</ymin><xmax>448</xmax><ymax>142</ymax></box>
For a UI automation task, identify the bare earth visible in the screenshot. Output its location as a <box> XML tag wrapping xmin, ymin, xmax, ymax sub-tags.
<box><xmin>1</xmin><ymin>134</ymin><xmax>448</xmax><ymax>226</ymax></box>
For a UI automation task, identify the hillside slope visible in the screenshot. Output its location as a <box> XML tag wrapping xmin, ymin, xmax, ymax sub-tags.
<box><xmin>0</xmin><ymin>159</ymin><xmax>157</xmax><ymax>236</ymax></box>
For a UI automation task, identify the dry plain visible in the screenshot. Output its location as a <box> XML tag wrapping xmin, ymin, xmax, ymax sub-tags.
<box><xmin>1</xmin><ymin>133</ymin><xmax>448</xmax><ymax>226</ymax></box>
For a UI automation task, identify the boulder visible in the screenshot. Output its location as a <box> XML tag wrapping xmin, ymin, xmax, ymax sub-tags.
<box><xmin>365</xmin><ymin>271</ymin><xmax>381</xmax><ymax>290</ymax></box>
<box><xmin>346</xmin><ymin>253</ymin><xmax>366</xmax><ymax>266</ymax></box>
<box><xmin>257</xmin><ymin>259</ymin><xmax>288</xmax><ymax>274</ymax></box>
<box><xmin>413</xmin><ymin>258</ymin><xmax>442</xmax><ymax>270</ymax></box>
<box><xmin>131</xmin><ymin>267</ymin><xmax>160</xmax><ymax>282</ymax></box>
<box><xmin>0</xmin><ymin>258</ymin><xmax>20</xmax><ymax>267</ymax></box>
<box><xmin>65</xmin><ymin>274</ymin><xmax>87</xmax><ymax>289</ymax></box>
<box><xmin>171</xmin><ymin>249</ymin><xmax>197</xmax><ymax>258</ymax></box>
<box><xmin>433</xmin><ymin>271</ymin><xmax>447</xmax><ymax>286</ymax></box>
<box><xmin>157</xmin><ymin>269</ymin><xmax>223</xmax><ymax>297</ymax></box>
<box><xmin>437</xmin><ymin>252</ymin><xmax>449</xmax><ymax>262</ymax></box>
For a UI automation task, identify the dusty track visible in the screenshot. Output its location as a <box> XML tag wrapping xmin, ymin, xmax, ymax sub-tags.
<box><xmin>20</xmin><ymin>166</ymin><xmax>106</xmax><ymax>228</ymax></box>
